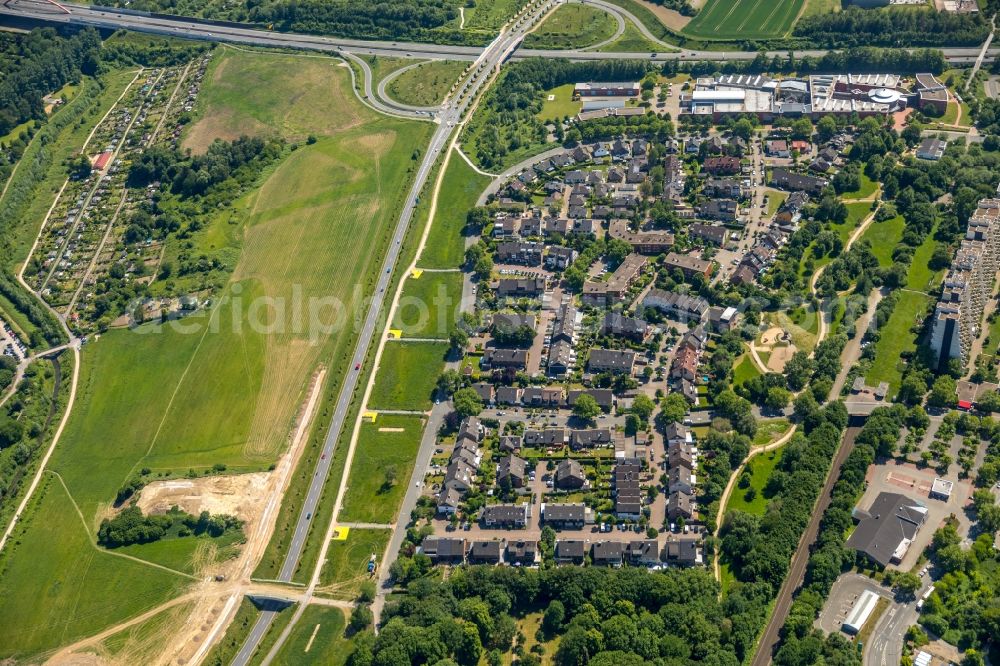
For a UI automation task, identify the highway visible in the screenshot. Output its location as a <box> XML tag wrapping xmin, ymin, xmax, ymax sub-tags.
<box><xmin>1</xmin><ymin>0</ymin><xmax>997</xmax><ymax>64</ymax></box>
<box><xmin>228</xmin><ymin>3</ymin><xmax>555</xmax><ymax>663</ymax></box>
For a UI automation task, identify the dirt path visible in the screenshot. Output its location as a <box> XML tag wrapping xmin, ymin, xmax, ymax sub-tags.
<box><xmin>712</xmin><ymin>424</ymin><xmax>798</xmax><ymax>582</ymax></box>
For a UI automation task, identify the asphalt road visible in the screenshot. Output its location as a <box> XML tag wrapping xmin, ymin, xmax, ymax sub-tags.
<box><xmin>1</xmin><ymin>0</ymin><xmax>996</xmax><ymax>64</ymax></box>
<box><xmin>749</xmin><ymin>425</ymin><xmax>862</xmax><ymax>666</ymax></box>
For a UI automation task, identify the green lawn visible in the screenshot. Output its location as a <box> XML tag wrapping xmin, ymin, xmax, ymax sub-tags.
<box><xmin>538</xmin><ymin>83</ymin><xmax>582</xmax><ymax>122</ymax></box>
<box><xmin>417</xmin><ymin>150</ymin><xmax>491</xmax><ymax>269</ymax></box>
<box><xmin>369</xmin><ymin>341</ymin><xmax>449</xmax><ymax>411</ymax></box>
<box><xmin>765</xmin><ymin>190</ymin><xmax>788</xmax><ymax>217</ymax></box>
<box><xmin>318</xmin><ymin>528</ymin><xmax>392</xmax><ymax>599</ymax></box>
<box><xmin>865</xmin><ymin>290</ymin><xmax>933</xmax><ymax>396</ymax></box>
<box><xmin>752</xmin><ymin>419</ymin><xmax>791</xmax><ymax>448</ymax></box>
<box><xmin>597</xmin><ymin>22</ymin><xmax>668</xmax><ymax>53</ymax></box>
<box><xmin>459</xmin><ymin>0</ymin><xmax>522</xmax><ymax>33</ymax></box>
<box><xmin>907</xmin><ymin>228</ymin><xmax>946</xmax><ymax>294</ymax></box>
<box><xmin>523</xmin><ymin>4</ymin><xmax>619</xmax><ymax>49</ymax></box>
<box><xmin>683</xmin><ymin>0</ymin><xmax>804</xmax><ymax>39</ymax></box>
<box><xmin>733</xmin><ymin>353</ymin><xmax>761</xmax><ymax>386</ymax></box>
<box><xmin>273</xmin><ymin>605</ymin><xmax>352</xmax><ymax>665</ymax></box>
<box><xmin>393</xmin><ymin>271</ymin><xmax>463</xmax><ymax>339</ymax></box>
<box><xmin>0</xmin><ymin>478</ymin><xmax>190</xmax><ymax>659</ymax></box>
<box><xmin>385</xmin><ymin>60</ymin><xmax>467</xmax><ymax>107</ymax></box>
<box><xmin>842</xmin><ymin>172</ymin><xmax>878</xmax><ymax>200</ymax></box>
<box><xmin>860</xmin><ymin>214</ymin><xmax>905</xmax><ymax>267</ymax></box>
<box><xmin>725</xmin><ymin>445</ymin><xmax>786</xmax><ymax>516</ymax></box>
<box><xmin>340</xmin><ymin>415</ymin><xmax>424</xmax><ymax>524</ymax></box>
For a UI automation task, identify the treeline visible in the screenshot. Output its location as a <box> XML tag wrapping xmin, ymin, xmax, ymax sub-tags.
<box><xmin>666</xmin><ymin>46</ymin><xmax>947</xmax><ymax>78</ymax></box>
<box><xmin>774</xmin><ymin>405</ymin><xmax>907</xmax><ymax>663</ymax></box>
<box><xmin>247</xmin><ymin>0</ymin><xmax>460</xmax><ymax>43</ymax></box>
<box><xmin>97</xmin><ymin>506</ymin><xmax>242</xmax><ymax>547</ymax></box>
<box><xmin>128</xmin><ymin>135</ymin><xmax>283</xmax><ymax>198</ymax></box>
<box><xmin>649</xmin><ymin>0</ymin><xmax>695</xmax><ymax>17</ymax></box>
<box><xmin>0</xmin><ymin>28</ymin><xmax>101</xmax><ymax>136</ymax></box>
<box><xmin>720</xmin><ymin>403</ymin><xmax>848</xmax><ymax>594</ymax></box>
<box><xmin>100</xmin><ymin>32</ymin><xmax>212</xmax><ymax>68</ymax></box>
<box><xmin>356</xmin><ymin>565</ymin><xmax>761</xmax><ymax>666</ymax></box>
<box><xmin>793</xmin><ymin>7</ymin><xmax>988</xmax><ymax>48</ymax></box>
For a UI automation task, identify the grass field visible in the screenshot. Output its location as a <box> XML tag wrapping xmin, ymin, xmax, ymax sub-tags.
<box><xmin>0</xmin><ymin>477</ymin><xmax>191</xmax><ymax>658</ymax></box>
<box><xmin>369</xmin><ymin>341</ymin><xmax>449</xmax><ymax>411</ymax></box>
<box><xmin>907</xmin><ymin>228</ymin><xmax>946</xmax><ymax>294</ymax></box>
<box><xmin>0</xmin><ymin>48</ymin><xmax>434</xmax><ymax>659</ymax></box>
<box><xmin>860</xmin><ymin>214</ymin><xmax>905</xmax><ymax>267</ymax></box>
<box><xmin>733</xmin><ymin>353</ymin><xmax>761</xmax><ymax>386</ymax></box>
<box><xmin>272</xmin><ymin>605</ymin><xmax>351</xmax><ymax>665</ymax></box>
<box><xmin>318</xmin><ymin>528</ymin><xmax>392</xmax><ymax>599</ymax></box>
<box><xmin>459</xmin><ymin>0</ymin><xmax>522</xmax><ymax>33</ymax></box>
<box><xmin>340</xmin><ymin>416</ymin><xmax>424</xmax><ymax>524</ymax></box>
<box><xmin>753</xmin><ymin>418</ymin><xmax>791</xmax><ymax>448</ymax></box>
<box><xmin>865</xmin><ymin>290</ymin><xmax>933</xmax><ymax>396</ymax></box>
<box><xmin>596</xmin><ymin>22</ymin><xmax>667</xmax><ymax>53</ymax></box>
<box><xmin>417</xmin><ymin>150</ymin><xmax>491</xmax><ymax>269</ymax></box>
<box><xmin>538</xmin><ymin>83</ymin><xmax>582</xmax><ymax>122</ymax></box>
<box><xmin>385</xmin><ymin>60</ymin><xmax>467</xmax><ymax>107</ymax></box>
<box><xmin>765</xmin><ymin>190</ymin><xmax>788</xmax><ymax>217</ymax></box>
<box><xmin>683</xmin><ymin>0</ymin><xmax>803</xmax><ymax>39</ymax></box>
<box><xmin>98</xmin><ymin>600</ymin><xmax>196</xmax><ymax>663</ymax></box>
<box><xmin>184</xmin><ymin>48</ymin><xmax>371</xmax><ymax>150</ymax></box>
<box><xmin>843</xmin><ymin>172</ymin><xmax>878</xmax><ymax>200</ymax></box>
<box><xmin>393</xmin><ymin>271</ymin><xmax>463</xmax><ymax>339</ymax></box>
<box><xmin>203</xmin><ymin>599</ymin><xmax>259</xmax><ymax>666</ymax></box>
<box><xmin>726</xmin><ymin>445</ymin><xmax>785</xmax><ymax>516</ymax></box>
<box><xmin>523</xmin><ymin>4</ymin><xmax>619</xmax><ymax>49</ymax></box>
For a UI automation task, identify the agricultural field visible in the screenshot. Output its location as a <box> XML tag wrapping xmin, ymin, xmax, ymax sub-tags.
<box><xmin>339</xmin><ymin>416</ymin><xmax>424</xmax><ymax>524</ymax></box>
<box><xmin>369</xmin><ymin>341</ymin><xmax>450</xmax><ymax>411</ymax></box>
<box><xmin>272</xmin><ymin>605</ymin><xmax>352</xmax><ymax>665</ymax></box>
<box><xmin>317</xmin><ymin>528</ymin><xmax>392</xmax><ymax>599</ymax></box>
<box><xmin>0</xmin><ymin>47</ymin><xmax>433</xmax><ymax>661</ymax></box>
<box><xmin>392</xmin><ymin>271</ymin><xmax>464</xmax><ymax>339</ymax></box>
<box><xmin>385</xmin><ymin>60</ymin><xmax>467</xmax><ymax>107</ymax></box>
<box><xmin>417</xmin><ymin>150</ymin><xmax>492</xmax><ymax>269</ymax></box>
<box><xmin>523</xmin><ymin>4</ymin><xmax>619</xmax><ymax>49</ymax></box>
<box><xmin>683</xmin><ymin>0</ymin><xmax>803</xmax><ymax>40</ymax></box>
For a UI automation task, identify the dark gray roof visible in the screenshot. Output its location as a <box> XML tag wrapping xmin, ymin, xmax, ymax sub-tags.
<box><xmin>846</xmin><ymin>492</ymin><xmax>928</xmax><ymax>567</ymax></box>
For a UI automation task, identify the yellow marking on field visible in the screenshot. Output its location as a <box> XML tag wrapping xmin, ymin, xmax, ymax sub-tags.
<box><xmin>304</xmin><ymin>623</ymin><xmax>321</xmax><ymax>653</ymax></box>
<box><xmin>378</xmin><ymin>427</ymin><xmax>405</xmax><ymax>433</ymax></box>
<box><xmin>332</xmin><ymin>526</ymin><xmax>350</xmax><ymax>541</ymax></box>
<box><xmin>410</xmin><ymin>269</ymin><xmax>423</xmax><ymax>279</ymax></box>
<box><xmin>388</xmin><ymin>329</ymin><xmax>402</xmax><ymax>339</ymax></box>
<box><xmin>362</xmin><ymin>411</ymin><xmax>377</xmax><ymax>423</ymax></box>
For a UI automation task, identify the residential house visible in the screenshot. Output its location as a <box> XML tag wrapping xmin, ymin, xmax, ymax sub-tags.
<box><xmin>506</xmin><ymin>540</ymin><xmax>538</xmax><ymax>566</ymax></box>
<box><xmin>496</xmin><ymin>277</ymin><xmax>545</xmax><ymax>298</ymax></box>
<box><xmin>521</xmin><ymin>386</ymin><xmax>565</xmax><ymax>407</ymax></box>
<box><xmin>664</xmin><ymin>535</ymin><xmax>703</xmax><ymax>566</ymax></box>
<box><xmin>467</xmin><ymin>540</ymin><xmax>503</xmax><ymax>565</ymax></box>
<box><xmin>555</xmin><ymin>459</ymin><xmax>586</xmax><ymax>489</ymax></box>
<box><xmin>627</xmin><ymin>540</ymin><xmax>661</xmax><ymax>567</ymax></box>
<box><xmin>542</xmin><ymin>503</ymin><xmax>589</xmax><ymax>528</ymax></box>
<box><xmin>770</xmin><ymin>168</ymin><xmax>828</xmax><ymax>194</ymax></box>
<box><xmin>641</xmin><ymin>288</ymin><xmax>709</xmax><ymax>323</ymax></box>
<box><xmin>602</xmin><ymin>312</ymin><xmax>648</xmax><ymax>342</ymax></box>
<box><xmin>667</xmin><ymin>491</ymin><xmax>694</xmax><ymax>520</ymax></box>
<box><xmin>496</xmin><ymin>241</ymin><xmax>543</xmax><ymax>266</ymax></box>
<box><xmin>664</xmin><ymin>252</ymin><xmax>714</xmax><ymax>280</ymax></box>
<box><xmin>421</xmin><ymin>537</ymin><xmax>467</xmax><ymax>564</ymax></box>
<box><xmin>668</xmin><ymin>466</ymin><xmax>695</xmax><ymax>495</ymax></box>
<box><xmin>524</xmin><ymin>429</ymin><xmax>569</xmax><ymax>448</ymax></box>
<box><xmin>587</xmin><ymin>348</ymin><xmax>636</xmax><ymax>375</ymax></box>
<box><xmin>582</xmin><ymin>253</ymin><xmax>647</xmax><ymax>307</ymax></box>
<box><xmin>703</xmin><ymin>156</ymin><xmax>741</xmax><ymax>175</ymax></box>
<box><xmin>497</xmin><ymin>455</ymin><xmax>528</xmax><ymax>489</ymax></box>
<box><xmin>698</xmin><ymin>199</ymin><xmax>739</xmax><ymax>222</ymax></box>
<box><xmin>482</xmin><ymin>348</ymin><xmax>528</xmax><ymax>371</ymax></box>
<box><xmin>498</xmin><ymin>435</ymin><xmax>522</xmax><ymax>454</ymax></box>
<box><xmin>555</xmin><ymin>539</ymin><xmax>587</xmax><ymax>564</ymax></box>
<box><xmin>566</xmin><ymin>389</ymin><xmax>614</xmax><ymax>411</ymax></box>
<box><xmin>592</xmin><ymin>541</ymin><xmax>625</xmax><ymax>567</ymax></box>
<box><xmin>481</xmin><ymin>504</ymin><xmax>529</xmax><ymax>529</ymax></box>
<box><xmin>689</xmin><ymin>223</ymin><xmax>728</xmax><ymax>247</ymax></box>
<box><xmin>571</xmin><ymin>428</ymin><xmax>614</xmax><ymax>450</ymax></box>
<box><xmin>545</xmin><ymin>245</ymin><xmax>577</xmax><ymax>270</ymax></box>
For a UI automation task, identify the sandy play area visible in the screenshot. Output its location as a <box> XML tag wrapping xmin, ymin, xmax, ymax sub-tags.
<box><xmin>757</xmin><ymin>327</ymin><xmax>798</xmax><ymax>372</ymax></box>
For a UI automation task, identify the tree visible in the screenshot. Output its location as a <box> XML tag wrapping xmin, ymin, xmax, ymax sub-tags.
<box><xmin>69</xmin><ymin>154</ymin><xmax>92</xmax><ymax>180</ymax></box>
<box><xmin>631</xmin><ymin>394</ymin><xmax>654</xmax><ymax>421</ymax></box>
<box><xmin>659</xmin><ymin>393</ymin><xmax>688</xmax><ymax>425</ymax></box>
<box><xmin>605</xmin><ymin>238</ymin><xmax>632</xmax><ymax>266</ymax></box>
<box><xmin>893</xmin><ymin>571</ymin><xmax>921</xmax><ymax>596</ymax></box>
<box><xmin>349</xmin><ymin>605</ymin><xmax>373</xmax><ymax>633</ymax></box>
<box><xmin>437</xmin><ymin>369</ymin><xmax>463</xmax><ymax>396</ymax></box>
<box><xmin>927</xmin><ymin>375</ymin><xmax>957</xmax><ymax>409</ymax></box>
<box><xmin>543</xmin><ymin>599</ymin><xmax>565</xmax><ymax>636</ymax></box>
<box><xmin>453</xmin><ymin>388</ymin><xmax>484</xmax><ymax>417</ymax></box>
<box><xmin>783</xmin><ymin>351</ymin><xmax>813</xmax><ymax>391</ymax></box>
<box><xmin>456</xmin><ymin>622</ymin><xmax>483</xmax><ymax>666</ymax></box>
<box><xmin>765</xmin><ymin>387</ymin><xmax>791</xmax><ymax>411</ymax></box>
<box><xmin>449</xmin><ymin>327</ymin><xmax>469</xmax><ymax>352</ymax></box>
<box><xmin>572</xmin><ymin>394</ymin><xmax>601</xmax><ymax>422</ymax></box>
<box><xmin>816</xmin><ymin>115</ymin><xmax>838</xmax><ymax>143</ymax></box>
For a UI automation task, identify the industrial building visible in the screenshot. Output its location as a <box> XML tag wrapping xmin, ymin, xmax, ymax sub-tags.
<box><xmin>842</xmin><ymin>589</ymin><xmax>880</xmax><ymax>635</ymax></box>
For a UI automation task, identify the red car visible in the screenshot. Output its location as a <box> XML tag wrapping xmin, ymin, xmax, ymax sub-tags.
<box><xmin>355</xmin><ymin>363</ymin><xmax>360</xmax><ymax>370</ymax></box>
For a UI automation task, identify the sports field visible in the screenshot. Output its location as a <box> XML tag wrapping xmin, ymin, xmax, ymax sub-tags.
<box><xmin>0</xmin><ymin>48</ymin><xmax>433</xmax><ymax>660</ymax></box>
<box><xmin>683</xmin><ymin>0</ymin><xmax>804</xmax><ymax>39</ymax></box>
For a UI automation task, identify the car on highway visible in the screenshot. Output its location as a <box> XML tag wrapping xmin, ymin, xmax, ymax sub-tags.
<box><xmin>355</xmin><ymin>363</ymin><xmax>361</xmax><ymax>370</ymax></box>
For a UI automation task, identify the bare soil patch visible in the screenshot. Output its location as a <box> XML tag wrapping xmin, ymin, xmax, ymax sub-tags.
<box><xmin>633</xmin><ymin>0</ymin><xmax>693</xmax><ymax>30</ymax></box>
<box><xmin>136</xmin><ymin>473</ymin><xmax>271</xmax><ymax>524</ymax></box>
